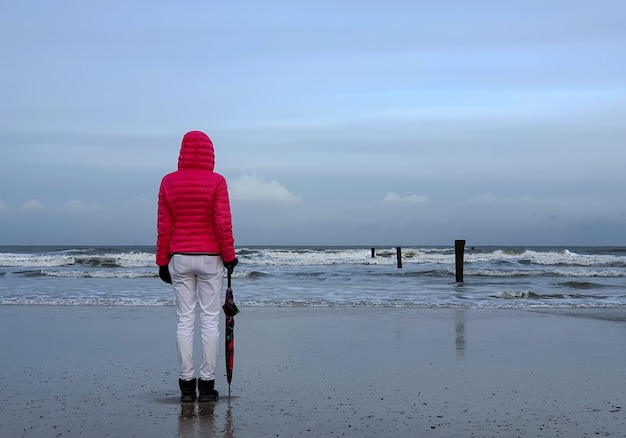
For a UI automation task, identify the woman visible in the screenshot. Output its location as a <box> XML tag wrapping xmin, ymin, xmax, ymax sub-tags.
<box><xmin>156</xmin><ymin>130</ymin><xmax>238</xmax><ymax>402</ymax></box>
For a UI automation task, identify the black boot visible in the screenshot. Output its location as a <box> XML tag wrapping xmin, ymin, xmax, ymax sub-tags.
<box><xmin>179</xmin><ymin>378</ymin><xmax>197</xmax><ymax>402</ymax></box>
<box><xmin>198</xmin><ymin>379</ymin><xmax>219</xmax><ymax>402</ymax></box>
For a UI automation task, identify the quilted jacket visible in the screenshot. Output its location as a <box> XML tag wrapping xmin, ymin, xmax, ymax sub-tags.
<box><xmin>156</xmin><ymin>131</ymin><xmax>236</xmax><ymax>266</ymax></box>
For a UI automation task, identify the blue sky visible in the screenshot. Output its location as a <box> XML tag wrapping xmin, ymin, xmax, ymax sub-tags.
<box><xmin>1</xmin><ymin>0</ymin><xmax>625</xmax><ymax>247</ymax></box>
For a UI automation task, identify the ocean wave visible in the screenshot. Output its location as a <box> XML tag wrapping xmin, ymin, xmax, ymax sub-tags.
<box><xmin>0</xmin><ymin>298</ymin><xmax>175</xmax><ymax>306</ymax></box>
<box><xmin>489</xmin><ymin>291</ymin><xmax>608</xmax><ymax>300</ymax></box>
<box><xmin>0</xmin><ymin>254</ymin><xmax>74</xmax><ymax>267</ymax></box>
<box><xmin>3</xmin><ymin>245</ymin><xmax>626</xmax><ymax>310</ymax></box>
<box><xmin>560</xmin><ymin>281</ymin><xmax>609</xmax><ymax>289</ymax></box>
<box><xmin>238</xmin><ymin>247</ymin><xmax>626</xmax><ymax>267</ymax></box>
<box><xmin>13</xmin><ymin>269</ymin><xmax>158</xmax><ymax>279</ymax></box>
<box><xmin>7</xmin><ymin>266</ymin><xmax>625</xmax><ymax>280</ymax></box>
<box><xmin>0</xmin><ymin>251</ymin><xmax>155</xmax><ymax>268</ymax></box>
<box><xmin>518</xmin><ymin>249</ymin><xmax>626</xmax><ymax>267</ymax></box>
<box><xmin>3</xmin><ymin>246</ymin><xmax>626</xmax><ymax>268</ymax></box>
<box><xmin>2</xmin><ymin>298</ymin><xmax>625</xmax><ymax>309</ymax></box>
<box><xmin>468</xmin><ymin>269</ymin><xmax>625</xmax><ymax>278</ymax></box>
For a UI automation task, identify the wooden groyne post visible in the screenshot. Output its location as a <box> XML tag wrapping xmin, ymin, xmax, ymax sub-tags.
<box><xmin>396</xmin><ymin>247</ymin><xmax>402</xmax><ymax>269</ymax></box>
<box><xmin>371</xmin><ymin>248</ymin><xmax>375</xmax><ymax>258</ymax></box>
<box><xmin>455</xmin><ymin>239</ymin><xmax>465</xmax><ymax>282</ymax></box>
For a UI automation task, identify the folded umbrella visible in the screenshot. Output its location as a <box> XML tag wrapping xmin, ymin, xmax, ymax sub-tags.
<box><xmin>222</xmin><ymin>269</ymin><xmax>240</xmax><ymax>397</ymax></box>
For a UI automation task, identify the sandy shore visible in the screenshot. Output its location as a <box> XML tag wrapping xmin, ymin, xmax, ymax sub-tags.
<box><xmin>1</xmin><ymin>305</ymin><xmax>625</xmax><ymax>437</ymax></box>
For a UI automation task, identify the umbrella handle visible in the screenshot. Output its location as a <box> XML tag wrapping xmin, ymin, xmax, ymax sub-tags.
<box><xmin>227</xmin><ymin>268</ymin><xmax>232</xmax><ymax>289</ymax></box>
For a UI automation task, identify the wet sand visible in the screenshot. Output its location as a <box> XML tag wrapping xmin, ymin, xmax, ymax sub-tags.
<box><xmin>1</xmin><ymin>305</ymin><xmax>625</xmax><ymax>437</ymax></box>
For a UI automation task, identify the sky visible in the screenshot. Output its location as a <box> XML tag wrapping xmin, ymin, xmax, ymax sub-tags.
<box><xmin>1</xmin><ymin>0</ymin><xmax>626</xmax><ymax>247</ymax></box>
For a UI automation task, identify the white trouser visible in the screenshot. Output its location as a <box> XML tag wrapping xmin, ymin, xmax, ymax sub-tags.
<box><xmin>169</xmin><ymin>254</ymin><xmax>224</xmax><ymax>381</ymax></box>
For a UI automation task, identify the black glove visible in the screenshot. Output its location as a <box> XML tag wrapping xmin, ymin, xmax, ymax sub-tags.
<box><xmin>159</xmin><ymin>265</ymin><xmax>172</xmax><ymax>284</ymax></box>
<box><xmin>224</xmin><ymin>257</ymin><xmax>239</xmax><ymax>275</ymax></box>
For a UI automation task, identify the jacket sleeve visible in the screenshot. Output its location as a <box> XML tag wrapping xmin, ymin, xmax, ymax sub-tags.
<box><xmin>213</xmin><ymin>177</ymin><xmax>236</xmax><ymax>262</ymax></box>
<box><xmin>156</xmin><ymin>180</ymin><xmax>173</xmax><ymax>266</ymax></box>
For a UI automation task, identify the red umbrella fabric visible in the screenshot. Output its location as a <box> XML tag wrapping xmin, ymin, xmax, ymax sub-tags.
<box><xmin>223</xmin><ymin>270</ymin><xmax>240</xmax><ymax>397</ymax></box>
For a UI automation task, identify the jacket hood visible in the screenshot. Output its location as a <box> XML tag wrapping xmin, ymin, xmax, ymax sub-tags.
<box><xmin>177</xmin><ymin>131</ymin><xmax>215</xmax><ymax>171</ymax></box>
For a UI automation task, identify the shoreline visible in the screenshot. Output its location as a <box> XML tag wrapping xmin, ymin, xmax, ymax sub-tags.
<box><xmin>1</xmin><ymin>306</ymin><xmax>625</xmax><ymax>437</ymax></box>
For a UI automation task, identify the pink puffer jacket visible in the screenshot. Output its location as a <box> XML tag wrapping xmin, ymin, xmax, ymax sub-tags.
<box><xmin>156</xmin><ymin>131</ymin><xmax>236</xmax><ymax>266</ymax></box>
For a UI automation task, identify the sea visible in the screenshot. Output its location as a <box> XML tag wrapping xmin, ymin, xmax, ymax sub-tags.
<box><xmin>0</xmin><ymin>245</ymin><xmax>625</xmax><ymax>309</ymax></box>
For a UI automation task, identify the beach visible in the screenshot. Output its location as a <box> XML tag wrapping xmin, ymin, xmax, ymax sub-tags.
<box><xmin>1</xmin><ymin>306</ymin><xmax>625</xmax><ymax>437</ymax></box>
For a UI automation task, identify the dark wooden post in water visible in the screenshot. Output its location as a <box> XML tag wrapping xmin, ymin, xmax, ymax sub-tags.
<box><xmin>455</xmin><ymin>240</ymin><xmax>465</xmax><ymax>282</ymax></box>
<box><xmin>396</xmin><ymin>247</ymin><xmax>402</xmax><ymax>268</ymax></box>
<box><xmin>371</xmin><ymin>248</ymin><xmax>375</xmax><ymax>258</ymax></box>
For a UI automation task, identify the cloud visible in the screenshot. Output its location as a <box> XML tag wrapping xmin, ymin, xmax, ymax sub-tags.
<box><xmin>467</xmin><ymin>193</ymin><xmax>498</xmax><ymax>203</ymax></box>
<box><xmin>229</xmin><ymin>173</ymin><xmax>302</xmax><ymax>203</ymax></box>
<box><xmin>0</xmin><ymin>200</ymin><xmax>9</xmax><ymax>214</ymax></box>
<box><xmin>21</xmin><ymin>199</ymin><xmax>44</xmax><ymax>211</ymax></box>
<box><xmin>383</xmin><ymin>192</ymin><xmax>430</xmax><ymax>203</ymax></box>
<box><xmin>62</xmin><ymin>200</ymin><xmax>104</xmax><ymax>212</ymax></box>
